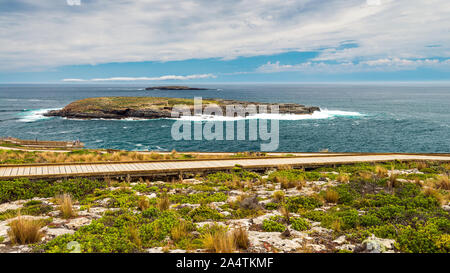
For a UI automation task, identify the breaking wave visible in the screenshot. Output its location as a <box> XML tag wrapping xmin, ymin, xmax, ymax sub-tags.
<box><xmin>173</xmin><ymin>109</ymin><xmax>365</xmax><ymax>121</ymax></box>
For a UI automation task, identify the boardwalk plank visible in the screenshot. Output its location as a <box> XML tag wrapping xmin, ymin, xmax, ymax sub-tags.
<box><xmin>0</xmin><ymin>154</ymin><xmax>449</xmax><ymax>179</ymax></box>
<box><xmin>0</xmin><ymin>167</ymin><xmax>8</xmax><ymax>176</ymax></box>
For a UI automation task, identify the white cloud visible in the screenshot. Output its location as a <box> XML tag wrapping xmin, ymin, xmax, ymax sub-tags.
<box><xmin>62</xmin><ymin>74</ymin><xmax>216</xmax><ymax>82</ymax></box>
<box><xmin>66</xmin><ymin>0</ymin><xmax>81</xmax><ymax>6</ymax></box>
<box><xmin>0</xmin><ymin>0</ymin><xmax>449</xmax><ymax>71</ymax></box>
<box><xmin>257</xmin><ymin>58</ymin><xmax>450</xmax><ymax>73</ymax></box>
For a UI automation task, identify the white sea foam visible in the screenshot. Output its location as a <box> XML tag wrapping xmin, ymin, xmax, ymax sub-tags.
<box><xmin>172</xmin><ymin>109</ymin><xmax>365</xmax><ymax>121</ymax></box>
<box><xmin>38</xmin><ymin>109</ymin><xmax>364</xmax><ymax>122</ymax></box>
<box><xmin>18</xmin><ymin>108</ymin><xmax>60</xmax><ymax>122</ymax></box>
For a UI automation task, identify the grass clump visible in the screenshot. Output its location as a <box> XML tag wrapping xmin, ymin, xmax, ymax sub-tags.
<box><xmin>375</xmin><ymin>165</ymin><xmax>388</xmax><ymax>178</ymax></box>
<box><xmin>435</xmin><ymin>175</ymin><xmax>450</xmax><ymax>190</ymax></box>
<box><xmin>8</xmin><ymin>216</ymin><xmax>43</xmax><ymax>245</ymax></box>
<box><xmin>202</xmin><ymin>230</ymin><xmax>236</xmax><ymax>253</ymax></box>
<box><xmin>157</xmin><ymin>193</ymin><xmax>170</xmax><ymax>211</ymax></box>
<box><xmin>272</xmin><ymin>191</ymin><xmax>285</xmax><ymax>203</ymax></box>
<box><xmin>337</xmin><ymin>173</ymin><xmax>350</xmax><ymax>183</ymax></box>
<box><xmin>137</xmin><ymin>196</ymin><xmax>150</xmax><ymax>211</ymax></box>
<box><xmin>324</xmin><ymin>189</ymin><xmax>339</xmax><ymax>203</ymax></box>
<box><xmin>232</xmin><ymin>227</ymin><xmax>249</xmax><ymax>249</ymax></box>
<box><xmin>56</xmin><ymin>193</ymin><xmax>77</xmax><ymax>219</ymax></box>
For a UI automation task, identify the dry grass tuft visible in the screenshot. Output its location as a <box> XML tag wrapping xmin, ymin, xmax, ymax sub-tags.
<box><xmin>435</xmin><ymin>175</ymin><xmax>450</xmax><ymax>190</ymax></box>
<box><xmin>324</xmin><ymin>189</ymin><xmax>339</xmax><ymax>203</ymax></box>
<box><xmin>375</xmin><ymin>165</ymin><xmax>388</xmax><ymax>178</ymax></box>
<box><xmin>157</xmin><ymin>193</ymin><xmax>170</xmax><ymax>211</ymax></box>
<box><xmin>277</xmin><ymin>165</ymin><xmax>292</xmax><ymax>170</ymax></box>
<box><xmin>358</xmin><ymin>171</ymin><xmax>373</xmax><ymax>181</ymax></box>
<box><xmin>202</xmin><ymin>231</ymin><xmax>236</xmax><ymax>253</ymax></box>
<box><xmin>8</xmin><ymin>216</ymin><xmax>43</xmax><ymax>245</ymax></box>
<box><xmin>56</xmin><ymin>193</ymin><xmax>77</xmax><ymax>219</ymax></box>
<box><xmin>232</xmin><ymin>227</ymin><xmax>249</xmax><ymax>249</ymax></box>
<box><xmin>128</xmin><ymin>225</ymin><xmax>142</xmax><ymax>248</ymax></box>
<box><xmin>279</xmin><ymin>206</ymin><xmax>291</xmax><ymax>224</ymax></box>
<box><xmin>272</xmin><ymin>191</ymin><xmax>285</xmax><ymax>203</ymax></box>
<box><xmin>137</xmin><ymin>196</ymin><xmax>150</xmax><ymax>211</ymax></box>
<box><xmin>424</xmin><ymin>187</ymin><xmax>444</xmax><ymax>206</ymax></box>
<box><xmin>337</xmin><ymin>173</ymin><xmax>350</xmax><ymax>183</ymax></box>
<box><xmin>443</xmin><ymin>163</ymin><xmax>450</xmax><ymax>171</ymax></box>
<box><xmin>171</xmin><ymin>221</ymin><xmax>189</xmax><ymax>242</ymax></box>
<box><xmin>279</xmin><ymin>177</ymin><xmax>304</xmax><ymax>190</ymax></box>
<box><xmin>388</xmin><ymin>173</ymin><xmax>400</xmax><ymax>189</ymax></box>
<box><xmin>416</xmin><ymin>161</ymin><xmax>428</xmax><ymax>170</ymax></box>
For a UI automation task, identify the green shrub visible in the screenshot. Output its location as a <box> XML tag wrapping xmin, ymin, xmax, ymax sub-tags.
<box><xmin>262</xmin><ymin>219</ymin><xmax>285</xmax><ymax>232</ymax></box>
<box><xmin>285</xmin><ymin>196</ymin><xmax>322</xmax><ymax>212</ymax></box>
<box><xmin>265</xmin><ymin>202</ymin><xmax>280</xmax><ymax>210</ymax></box>
<box><xmin>170</xmin><ymin>192</ymin><xmax>227</xmax><ymax>204</ymax></box>
<box><xmin>189</xmin><ymin>205</ymin><xmax>224</xmax><ymax>222</ymax></box>
<box><xmin>268</xmin><ymin>170</ymin><xmax>304</xmax><ymax>183</ymax></box>
<box><xmin>142</xmin><ymin>207</ymin><xmax>161</xmax><ymax>219</ymax></box>
<box><xmin>0</xmin><ymin>178</ymin><xmax>106</xmax><ymax>204</ymax></box>
<box><xmin>291</xmin><ymin>217</ymin><xmax>311</xmax><ymax>231</ymax></box>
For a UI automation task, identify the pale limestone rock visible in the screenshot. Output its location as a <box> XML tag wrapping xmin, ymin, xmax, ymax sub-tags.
<box><xmin>182</xmin><ymin>178</ymin><xmax>202</xmax><ymax>184</ymax></box>
<box><xmin>359</xmin><ymin>234</ymin><xmax>396</xmax><ymax>253</ymax></box>
<box><xmin>226</xmin><ymin>219</ymin><xmax>252</xmax><ymax>229</ymax></box>
<box><xmin>306</xmin><ymin>244</ymin><xmax>326</xmax><ymax>252</ymax></box>
<box><xmin>221</xmin><ymin>211</ymin><xmax>231</xmax><ymax>217</ymax></box>
<box><xmin>195</xmin><ymin>221</ymin><xmax>226</xmax><ymax>229</ymax></box>
<box><xmin>65</xmin><ymin>217</ymin><xmax>91</xmax><ymax>230</ymax></box>
<box><xmin>337</xmin><ymin>244</ymin><xmax>355</xmax><ymax>252</ymax></box>
<box><xmin>0</xmin><ymin>223</ymin><xmax>9</xmax><ymax>242</ymax></box>
<box><xmin>310</xmin><ymin>226</ymin><xmax>333</xmax><ymax>234</ymax></box>
<box><xmin>333</xmin><ymin>235</ymin><xmax>346</xmax><ymax>244</ymax></box>
<box><xmin>147</xmin><ymin>247</ymin><xmax>164</xmax><ymax>253</ymax></box>
<box><xmin>170</xmin><ymin>249</ymin><xmax>187</xmax><ymax>253</ymax></box>
<box><xmin>46</xmin><ymin>228</ymin><xmax>75</xmax><ymax>237</ymax></box>
<box><xmin>210</xmin><ymin>202</ymin><xmax>226</xmax><ymax>209</ymax></box>
<box><xmin>248</xmin><ymin>231</ymin><xmax>303</xmax><ymax>252</ymax></box>
<box><xmin>0</xmin><ymin>201</ymin><xmax>23</xmax><ymax>213</ymax></box>
<box><xmin>146</xmin><ymin>193</ymin><xmax>157</xmax><ymax>199</ymax></box>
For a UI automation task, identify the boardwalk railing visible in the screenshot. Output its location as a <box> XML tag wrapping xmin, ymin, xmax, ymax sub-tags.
<box><xmin>1</xmin><ymin>137</ymin><xmax>84</xmax><ymax>149</ymax></box>
<box><xmin>0</xmin><ymin>153</ymin><xmax>449</xmax><ymax>180</ymax></box>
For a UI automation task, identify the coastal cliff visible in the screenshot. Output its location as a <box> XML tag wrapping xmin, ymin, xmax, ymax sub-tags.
<box><xmin>44</xmin><ymin>97</ymin><xmax>320</xmax><ymax>119</ymax></box>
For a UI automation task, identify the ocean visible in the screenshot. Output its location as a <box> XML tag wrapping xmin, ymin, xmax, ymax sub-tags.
<box><xmin>0</xmin><ymin>83</ymin><xmax>449</xmax><ymax>153</ymax></box>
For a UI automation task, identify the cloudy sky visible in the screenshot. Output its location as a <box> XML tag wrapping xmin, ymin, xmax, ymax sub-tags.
<box><xmin>0</xmin><ymin>0</ymin><xmax>449</xmax><ymax>83</ymax></box>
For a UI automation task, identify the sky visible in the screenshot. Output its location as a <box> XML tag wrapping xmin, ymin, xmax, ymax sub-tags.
<box><xmin>0</xmin><ymin>0</ymin><xmax>449</xmax><ymax>83</ymax></box>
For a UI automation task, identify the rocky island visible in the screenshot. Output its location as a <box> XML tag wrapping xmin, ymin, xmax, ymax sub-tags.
<box><xmin>145</xmin><ymin>86</ymin><xmax>210</xmax><ymax>90</ymax></box>
<box><xmin>44</xmin><ymin>97</ymin><xmax>320</xmax><ymax>119</ymax></box>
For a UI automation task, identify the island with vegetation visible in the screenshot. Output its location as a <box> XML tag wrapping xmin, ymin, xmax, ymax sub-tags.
<box><xmin>145</xmin><ymin>86</ymin><xmax>210</xmax><ymax>90</ymax></box>
<box><xmin>44</xmin><ymin>97</ymin><xmax>320</xmax><ymax>119</ymax></box>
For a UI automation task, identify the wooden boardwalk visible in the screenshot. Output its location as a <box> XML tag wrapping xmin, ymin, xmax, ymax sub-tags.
<box><xmin>0</xmin><ymin>153</ymin><xmax>449</xmax><ymax>180</ymax></box>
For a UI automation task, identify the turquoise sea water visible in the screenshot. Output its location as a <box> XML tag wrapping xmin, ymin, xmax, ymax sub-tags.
<box><xmin>0</xmin><ymin>83</ymin><xmax>448</xmax><ymax>152</ymax></box>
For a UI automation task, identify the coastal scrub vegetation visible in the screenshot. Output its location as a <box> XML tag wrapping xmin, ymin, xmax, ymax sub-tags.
<box><xmin>0</xmin><ymin>160</ymin><xmax>448</xmax><ymax>253</ymax></box>
<box><xmin>0</xmin><ymin>149</ymin><xmax>277</xmax><ymax>165</ymax></box>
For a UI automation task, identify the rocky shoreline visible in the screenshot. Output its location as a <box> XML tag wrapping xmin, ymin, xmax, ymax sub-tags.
<box><xmin>44</xmin><ymin>97</ymin><xmax>320</xmax><ymax>120</ymax></box>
